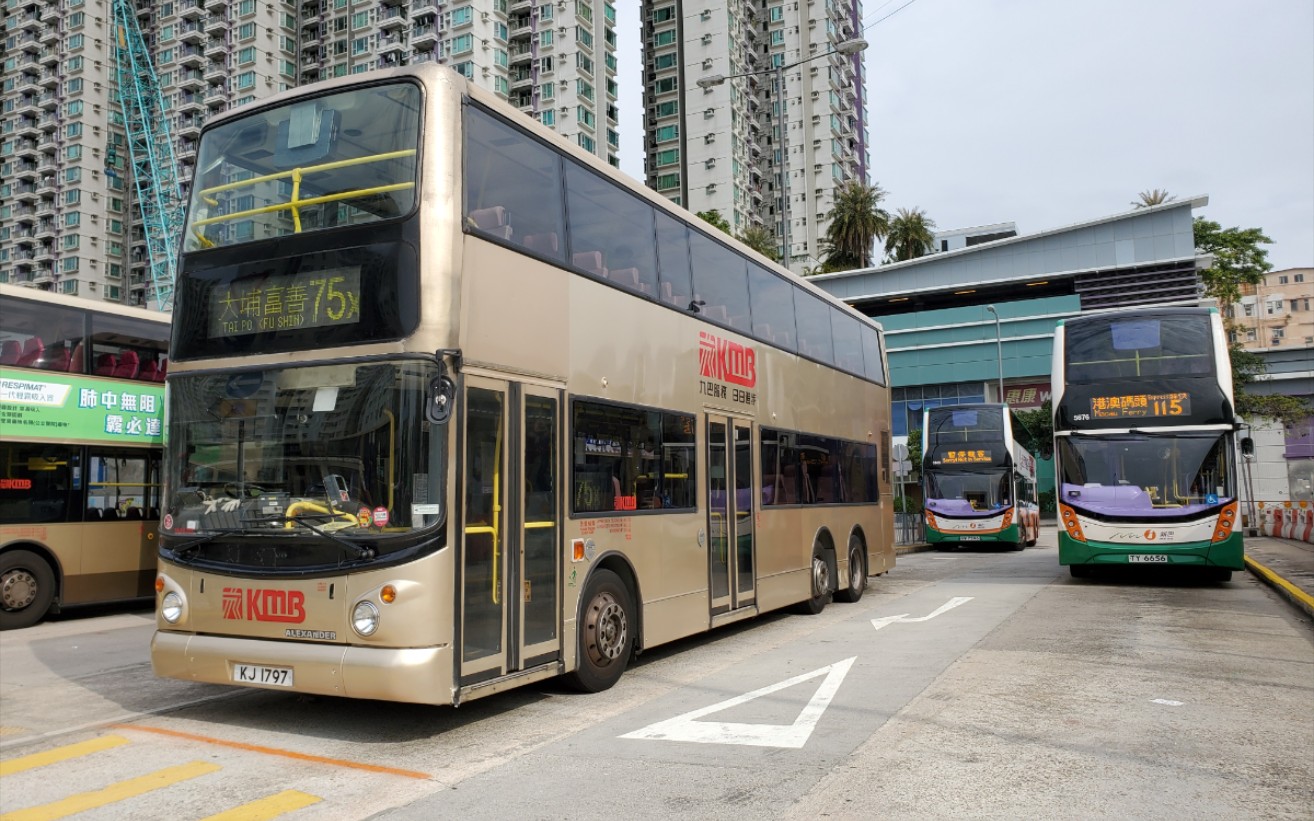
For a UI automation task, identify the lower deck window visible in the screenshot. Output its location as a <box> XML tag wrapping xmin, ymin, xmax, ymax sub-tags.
<box><xmin>571</xmin><ymin>400</ymin><xmax>695</xmax><ymax>514</ymax></box>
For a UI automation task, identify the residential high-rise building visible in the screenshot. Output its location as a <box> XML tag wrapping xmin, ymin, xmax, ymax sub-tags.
<box><xmin>0</xmin><ymin>0</ymin><xmax>618</xmax><ymax>306</ymax></box>
<box><xmin>641</xmin><ymin>0</ymin><xmax>868</xmax><ymax>273</ymax></box>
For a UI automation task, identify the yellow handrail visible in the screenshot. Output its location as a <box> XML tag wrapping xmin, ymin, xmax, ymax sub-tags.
<box><xmin>191</xmin><ymin>149</ymin><xmax>417</xmax><ymax>242</ymax></box>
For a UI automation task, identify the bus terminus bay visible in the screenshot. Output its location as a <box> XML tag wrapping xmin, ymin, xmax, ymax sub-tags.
<box><xmin>921</xmin><ymin>403</ymin><xmax>1040</xmax><ymax>549</ymax></box>
<box><xmin>1</xmin><ymin>284</ymin><xmax>169</xmax><ymax>629</ymax></box>
<box><xmin>1052</xmin><ymin>307</ymin><xmax>1243</xmax><ymax>580</ymax></box>
<box><xmin>151</xmin><ymin>65</ymin><xmax>894</xmax><ymax>704</ymax></box>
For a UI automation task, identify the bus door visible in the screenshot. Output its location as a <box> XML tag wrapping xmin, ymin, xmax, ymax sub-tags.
<box><xmin>459</xmin><ymin>378</ymin><xmax>561</xmax><ymax>685</ymax></box>
<box><xmin>706</xmin><ymin>415</ymin><xmax>755</xmax><ymax>616</ymax></box>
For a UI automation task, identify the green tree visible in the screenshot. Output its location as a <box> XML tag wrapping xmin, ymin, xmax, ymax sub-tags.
<box><xmin>1193</xmin><ymin>217</ymin><xmax>1309</xmax><ymax>425</ymax></box>
<box><xmin>1012</xmin><ymin>400</ymin><xmax>1053</xmax><ymax>458</ymax></box>
<box><xmin>820</xmin><ymin>180</ymin><xmax>890</xmax><ymax>271</ymax></box>
<box><xmin>884</xmin><ymin>207</ymin><xmax>937</xmax><ymax>262</ymax></box>
<box><xmin>905</xmin><ymin>427</ymin><xmax>922</xmax><ymax>481</ymax></box>
<box><xmin>1132</xmin><ymin>189</ymin><xmax>1176</xmax><ymax>208</ymax></box>
<box><xmin>696</xmin><ymin>209</ymin><xmax>731</xmax><ymax>234</ymax></box>
<box><xmin>737</xmin><ymin>224</ymin><xmax>779</xmax><ymax>260</ymax></box>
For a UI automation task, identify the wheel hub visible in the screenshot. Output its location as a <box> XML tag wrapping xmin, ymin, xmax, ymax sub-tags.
<box><xmin>812</xmin><ymin>556</ymin><xmax>830</xmax><ymax>597</ymax></box>
<box><xmin>2</xmin><ymin>569</ymin><xmax>38</xmax><ymax>611</ymax></box>
<box><xmin>584</xmin><ymin>592</ymin><xmax>628</xmax><ymax>665</ymax></box>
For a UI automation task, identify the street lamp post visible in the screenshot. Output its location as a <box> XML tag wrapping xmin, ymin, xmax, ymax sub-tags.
<box><xmin>697</xmin><ymin>37</ymin><xmax>868</xmax><ymax>269</ymax></box>
<box><xmin>986</xmin><ymin>304</ymin><xmax>1004</xmax><ymax>401</ymax></box>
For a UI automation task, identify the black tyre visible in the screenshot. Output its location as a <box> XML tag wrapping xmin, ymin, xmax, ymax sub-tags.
<box><xmin>1069</xmin><ymin>564</ymin><xmax>1092</xmax><ymax>579</ymax></box>
<box><xmin>566</xmin><ymin>569</ymin><xmax>634</xmax><ymax>693</ymax></box>
<box><xmin>795</xmin><ymin>545</ymin><xmax>833</xmax><ymax>615</ymax></box>
<box><xmin>1</xmin><ymin>550</ymin><xmax>56</xmax><ymax>631</ymax></box>
<box><xmin>1207</xmin><ymin>567</ymin><xmax>1233</xmax><ymax>583</ymax></box>
<box><xmin>835</xmin><ymin>537</ymin><xmax>867</xmax><ymax>603</ymax></box>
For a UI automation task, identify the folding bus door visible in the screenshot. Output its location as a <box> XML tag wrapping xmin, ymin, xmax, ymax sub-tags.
<box><xmin>460</xmin><ymin>378</ymin><xmax>562</xmax><ymax>686</ymax></box>
<box><xmin>707</xmin><ymin>415</ymin><xmax>756</xmax><ymax>616</ymax></box>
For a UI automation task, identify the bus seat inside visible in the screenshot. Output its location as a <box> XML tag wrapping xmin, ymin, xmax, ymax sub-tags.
<box><xmin>573</xmin><ymin>251</ymin><xmax>606</xmax><ymax>278</ymax></box>
<box><xmin>113</xmin><ymin>350</ymin><xmax>140</xmax><ymax>379</ymax></box>
<box><xmin>609</xmin><ymin>267</ymin><xmax>641</xmax><ymax>289</ymax></box>
<box><xmin>523</xmin><ymin>233</ymin><xmax>559</xmax><ymax>255</ymax></box>
<box><xmin>17</xmin><ymin>337</ymin><xmax>44</xmax><ymax>367</ymax></box>
<box><xmin>95</xmin><ymin>353</ymin><xmax>117</xmax><ymax>375</ymax></box>
<box><xmin>67</xmin><ymin>341</ymin><xmax>84</xmax><ymax>373</ymax></box>
<box><xmin>1</xmin><ymin>340</ymin><xmax>22</xmax><ymax>365</ymax></box>
<box><xmin>468</xmin><ymin>206</ymin><xmax>512</xmax><ymax>239</ymax></box>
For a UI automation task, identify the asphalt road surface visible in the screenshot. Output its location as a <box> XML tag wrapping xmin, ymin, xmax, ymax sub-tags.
<box><xmin>1</xmin><ymin>529</ymin><xmax>1310</xmax><ymax>820</ymax></box>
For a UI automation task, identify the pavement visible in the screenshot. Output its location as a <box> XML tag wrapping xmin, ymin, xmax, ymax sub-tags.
<box><xmin>1243</xmin><ymin>534</ymin><xmax>1314</xmax><ymax>620</ymax></box>
<box><xmin>895</xmin><ymin>531</ymin><xmax>1314</xmax><ymax>621</ymax></box>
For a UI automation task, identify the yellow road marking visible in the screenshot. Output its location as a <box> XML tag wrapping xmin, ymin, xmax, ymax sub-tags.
<box><xmin>200</xmin><ymin>790</ymin><xmax>322</xmax><ymax>821</ymax></box>
<box><xmin>0</xmin><ymin>761</ymin><xmax>219</xmax><ymax>821</ymax></box>
<box><xmin>116</xmin><ymin>724</ymin><xmax>430</xmax><ymax>780</ymax></box>
<box><xmin>0</xmin><ymin>735</ymin><xmax>129</xmax><ymax>777</ymax></box>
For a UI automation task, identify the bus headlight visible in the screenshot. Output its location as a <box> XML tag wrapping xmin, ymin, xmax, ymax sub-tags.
<box><xmin>1059</xmin><ymin>504</ymin><xmax>1086</xmax><ymax>543</ymax></box>
<box><xmin>1212</xmin><ymin>502</ymin><xmax>1238</xmax><ymax>543</ymax></box>
<box><xmin>161</xmin><ymin>591</ymin><xmax>184</xmax><ymax>624</ymax></box>
<box><xmin>352</xmin><ymin>601</ymin><xmax>380</xmax><ymax>636</ymax></box>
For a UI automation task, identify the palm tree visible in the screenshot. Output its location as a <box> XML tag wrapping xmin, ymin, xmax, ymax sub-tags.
<box><xmin>1132</xmin><ymin>189</ymin><xmax>1175</xmax><ymax>208</ymax></box>
<box><xmin>884</xmin><ymin>207</ymin><xmax>937</xmax><ymax>262</ymax></box>
<box><xmin>737</xmin><ymin>224</ymin><xmax>778</xmax><ymax>260</ymax></box>
<box><xmin>819</xmin><ymin>180</ymin><xmax>891</xmax><ymax>272</ymax></box>
<box><xmin>696</xmin><ymin>209</ymin><xmax>731</xmax><ymax>233</ymax></box>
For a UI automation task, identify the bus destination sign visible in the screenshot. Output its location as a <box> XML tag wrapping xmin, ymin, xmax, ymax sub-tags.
<box><xmin>208</xmin><ymin>266</ymin><xmax>362</xmax><ymax>339</ymax></box>
<box><xmin>1090</xmin><ymin>392</ymin><xmax>1191</xmax><ymax>420</ymax></box>
<box><xmin>937</xmin><ymin>449</ymin><xmax>993</xmax><ymax>465</ymax></box>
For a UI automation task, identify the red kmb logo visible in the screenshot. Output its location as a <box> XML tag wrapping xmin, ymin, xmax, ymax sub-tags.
<box><xmin>221</xmin><ymin>587</ymin><xmax>307</xmax><ymax>623</ymax></box>
<box><xmin>699</xmin><ymin>331</ymin><xmax>757</xmax><ymax>388</ymax></box>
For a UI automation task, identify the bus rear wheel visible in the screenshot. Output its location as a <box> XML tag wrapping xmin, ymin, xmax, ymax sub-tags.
<box><xmin>1</xmin><ymin>550</ymin><xmax>56</xmax><ymax>631</ymax></box>
<box><xmin>835</xmin><ymin>537</ymin><xmax>866</xmax><ymax>603</ymax></box>
<box><xmin>795</xmin><ymin>545</ymin><xmax>833</xmax><ymax>615</ymax></box>
<box><xmin>566</xmin><ymin>569</ymin><xmax>634</xmax><ymax>693</ymax></box>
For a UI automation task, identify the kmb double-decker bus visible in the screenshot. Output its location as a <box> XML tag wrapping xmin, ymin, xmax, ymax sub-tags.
<box><xmin>1</xmin><ymin>284</ymin><xmax>168</xmax><ymax>629</ymax></box>
<box><xmin>1052</xmin><ymin>307</ymin><xmax>1243</xmax><ymax>580</ymax></box>
<box><xmin>151</xmin><ymin>65</ymin><xmax>894</xmax><ymax>704</ymax></box>
<box><xmin>921</xmin><ymin>403</ymin><xmax>1040</xmax><ymax>549</ymax></box>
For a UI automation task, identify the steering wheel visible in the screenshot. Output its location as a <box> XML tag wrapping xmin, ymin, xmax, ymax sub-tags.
<box><xmin>223</xmin><ymin>482</ymin><xmax>265</xmax><ymax>499</ymax></box>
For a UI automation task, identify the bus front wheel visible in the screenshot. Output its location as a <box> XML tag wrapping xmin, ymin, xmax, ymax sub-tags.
<box><xmin>1</xmin><ymin>550</ymin><xmax>56</xmax><ymax>631</ymax></box>
<box><xmin>835</xmin><ymin>537</ymin><xmax>866</xmax><ymax>603</ymax></box>
<box><xmin>567</xmin><ymin>569</ymin><xmax>634</xmax><ymax>693</ymax></box>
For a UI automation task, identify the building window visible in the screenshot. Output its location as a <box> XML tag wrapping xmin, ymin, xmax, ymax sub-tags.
<box><xmin>655</xmin><ymin>148</ymin><xmax>680</xmax><ymax>167</ymax></box>
<box><xmin>1278</xmin><ymin>274</ymin><xmax>1289</xmax><ymax>284</ymax></box>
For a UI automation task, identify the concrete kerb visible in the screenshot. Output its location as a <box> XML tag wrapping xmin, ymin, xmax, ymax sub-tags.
<box><xmin>1244</xmin><ymin>555</ymin><xmax>1314</xmax><ymax>620</ymax></box>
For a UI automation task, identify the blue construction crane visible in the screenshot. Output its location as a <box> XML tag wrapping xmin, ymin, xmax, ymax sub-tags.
<box><xmin>112</xmin><ymin>0</ymin><xmax>185</xmax><ymax>311</ymax></box>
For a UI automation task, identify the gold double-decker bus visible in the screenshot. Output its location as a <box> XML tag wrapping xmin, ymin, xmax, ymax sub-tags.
<box><xmin>152</xmin><ymin>65</ymin><xmax>893</xmax><ymax>704</ymax></box>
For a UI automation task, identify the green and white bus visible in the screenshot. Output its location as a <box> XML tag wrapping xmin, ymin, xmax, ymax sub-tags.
<box><xmin>150</xmin><ymin>65</ymin><xmax>894</xmax><ymax>705</ymax></box>
<box><xmin>921</xmin><ymin>403</ymin><xmax>1040</xmax><ymax>549</ymax></box>
<box><xmin>1052</xmin><ymin>307</ymin><xmax>1243</xmax><ymax>580</ymax></box>
<box><xmin>1</xmin><ymin>284</ymin><xmax>168</xmax><ymax>629</ymax></box>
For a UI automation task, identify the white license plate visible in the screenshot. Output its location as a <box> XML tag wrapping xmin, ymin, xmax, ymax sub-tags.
<box><xmin>1129</xmin><ymin>554</ymin><xmax>1170</xmax><ymax>564</ymax></box>
<box><xmin>958</xmin><ymin>535</ymin><xmax>982</xmax><ymax>541</ymax></box>
<box><xmin>232</xmin><ymin>663</ymin><xmax>294</xmax><ymax>687</ymax></box>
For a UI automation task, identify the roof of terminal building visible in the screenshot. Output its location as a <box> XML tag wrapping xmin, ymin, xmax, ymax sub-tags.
<box><xmin>814</xmin><ymin>196</ymin><xmax>1212</xmax><ymax>317</ymax></box>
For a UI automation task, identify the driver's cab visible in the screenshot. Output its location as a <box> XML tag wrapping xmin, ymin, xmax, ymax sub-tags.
<box><xmin>175</xmin><ymin>456</ymin><xmax>369</xmax><ymax>533</ymax></box>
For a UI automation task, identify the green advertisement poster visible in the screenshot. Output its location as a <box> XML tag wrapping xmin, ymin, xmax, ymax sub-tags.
<box><xmin>0</xmin><ymin>368</ymin><xmax>164</xmax><ymax>445</ymax></box>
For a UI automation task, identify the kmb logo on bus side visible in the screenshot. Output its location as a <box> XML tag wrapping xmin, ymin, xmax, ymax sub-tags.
<box><xmin>222</xmin><ymin>587</ymin><xmax>307</xmax><ymax>623</ymax></box>
<box><xmin>698</xmin><ymin>331</ymin><xmax>757</xmax><ymax>405</ymax></box>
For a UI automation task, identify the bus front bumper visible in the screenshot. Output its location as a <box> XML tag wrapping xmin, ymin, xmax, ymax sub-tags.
<box><xmin>926</xmin><ymin>523</ymin><xmax>1020</xmax><ymax>545</ymax></box>
<box><xmin>151</xmin><ymin>630</ymin><xmax>455</xmax><ymax>705</ymax></box>
<box><xmin>1058</xmin><ymin>532</ymin><xmax>1244</xmax><ymax>570</ymax></box>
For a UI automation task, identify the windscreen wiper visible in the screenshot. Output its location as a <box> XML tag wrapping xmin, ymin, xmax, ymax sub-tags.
<box><xmin>169</xmin><ymin>529</ymin><xmax>246</xmax><ymax>557</ymax></box>
<box><xmin>244</xmin><ymin>513</ymin><xmax>376</xmax><ymax>560</ymax></box>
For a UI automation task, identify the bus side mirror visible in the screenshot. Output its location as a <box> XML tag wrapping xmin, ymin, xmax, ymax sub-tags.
<box><xmin>428</xmin><ymin>376</ymin><xmax>455</xmax><ymax>424</ymax></box>
<box><xmin>1240</xmin><ymin>437</ymin><xmax>1255</xmax><ymax>459</ymax></box>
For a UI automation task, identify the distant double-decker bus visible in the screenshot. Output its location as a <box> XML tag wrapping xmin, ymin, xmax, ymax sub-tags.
<box><xmin>0</xmin><ymin>284</ymin><xmax>169</xmax><ymax>629</ymax></box>
<box><xmin>921</xmin><ymin>403</ymin><xmax>1040</xmax><ymax>549</ymax></box>
<box><xmin>150</xmin><ymin>65</ymin><xmax>894</xmax><ymax>705</ymax></box>
<box><xmin>1052</xmin><ymin>307</ymin><xmax>1243</xmax><ymax>580</ymax></box>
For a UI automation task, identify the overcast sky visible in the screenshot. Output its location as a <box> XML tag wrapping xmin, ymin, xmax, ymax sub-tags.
<box><xmin>615</xmin><ymin>0</ymin><xmax>1313</xmax><ymax>271</ymax></box>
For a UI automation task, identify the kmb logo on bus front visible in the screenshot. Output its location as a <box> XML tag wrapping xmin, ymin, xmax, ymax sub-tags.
<box><xmin>222</xmin><ymin>587</ymin><xmax>307</xmax><ymax>623</ymax></box>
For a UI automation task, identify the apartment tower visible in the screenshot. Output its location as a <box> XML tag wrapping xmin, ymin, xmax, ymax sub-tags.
<box><xmin>0</xmin><ymin>0</ymin><xmax>618</xmax><ymax>306</ymax></box>
<box><xmin>641</xmin><ymin>0</ymin><xmax>869</xmax><ymax>273</ymax></box>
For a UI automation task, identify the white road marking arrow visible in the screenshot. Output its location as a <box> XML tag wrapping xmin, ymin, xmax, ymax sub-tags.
<box><xmin>619</xmin><ymin>656</ymin><xmax>856</xmax><ymax>749</ymax></box>
<box><xmin>871</xmin><ymin>596</ymin><xmax>973</xmax><ymax>631</ymax></box>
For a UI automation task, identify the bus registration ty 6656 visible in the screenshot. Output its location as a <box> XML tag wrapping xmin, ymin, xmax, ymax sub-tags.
<box><xmin>232</xmin><ymin>664</ymin><xmax>294</xmax><ymax>687</ymax></box>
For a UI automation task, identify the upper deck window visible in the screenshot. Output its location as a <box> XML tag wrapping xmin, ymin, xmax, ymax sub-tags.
<box><xmin>1065</xmin><ymin>315</ymin><xmax>1214</xmax><ymax>383</ymax></box>
<box><xmin>183</xmin><ymin>82</ymin><xmax>421</xmax><ymax>252</ymax></box>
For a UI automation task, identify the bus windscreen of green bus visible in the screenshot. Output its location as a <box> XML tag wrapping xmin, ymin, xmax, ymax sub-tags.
<box><xmin>1057</xmin><ymin>432</ymin><xmax>1232</xmax><ymax>517</ymax></box>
